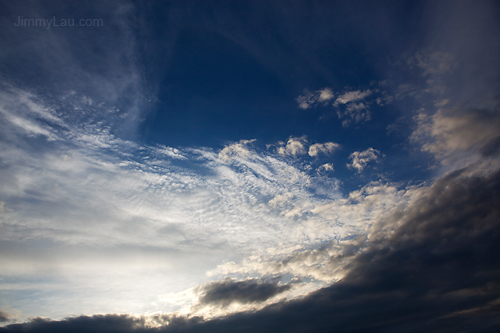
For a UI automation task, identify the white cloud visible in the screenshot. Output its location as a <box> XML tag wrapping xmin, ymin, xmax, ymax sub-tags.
<box><xmin>218</xmin><ymin>139</ymin><xmax>256</xmax><ymax>161</ymax></box>
<box><xmin>347</xmin><ymin>148</ymin><xmax>382</xmax><ymax>173</ymax></box>
<box><xmin>275</xmin><ymin>138</ymin><xmax>339</xmax><ymax>158</ymax></box>
<box><xmin>317</xmin><ymin>88</ymin><xmax>334</xmax><ymax>102</ymax></box>
<box><xmin>308</xmin><ymin>142</ymin><xmax>340</xmax><ymax>157</ymax></box>
<box><xmin>317</xmin><ymin>163</ymin><xmax>334</xmax><ymax>174</ymax></box>
<box><xmin>334</xmin><ymin>89</ymin><xmax>372</xmax><ymax>105</ymax></box>
<box><xmin>277</xmin><ymin>136</ymin><xmax>308</xmax><ymax>156</ymax></box>
<box><xmin>296</xmin><ymin>88</ymin><xmax>335</xmax><ymax>109</ymax></box>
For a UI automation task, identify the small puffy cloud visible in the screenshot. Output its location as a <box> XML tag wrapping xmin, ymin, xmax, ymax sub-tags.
<box><xmin>347</xmin><ymin>148</ymin><xmax>382</xmax><ymax>173</ymax></box>
<box><xmin>218</xmin><ymin>139</ymin><xmax>256</xmax><ymax>161</ymax></box>
<box><xmin>317</xmin><ymin>88</ymin><xmax>334</xmax><ymax>102</ymax></box>
<box><xmin>296</xmin><ymin>88</ymin><xmax>335</xmax><ymax>109</ymax></box>
<box><xmin>277</xmin><ymin>136</ymin><xmax>308</xmax><ymax>156</ymax></box>
<box><xmin>275</xmin><ymin>138</ymin><xmax>339</xmax><ymax>158</ymax></box>
<box><xmin>308</xmin><ymin>142</ymin><xmax>340</xmax><ymax>157</ymax></box>
<box><xmin>296</xmin><ymin>90</ymin><xmax>315</xmax><ymax>109</ymax></box>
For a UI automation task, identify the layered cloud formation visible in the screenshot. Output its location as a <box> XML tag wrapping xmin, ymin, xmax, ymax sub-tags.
<box><xmin>2</xmin><ymin>158</ymin><xmax>499</xmax><ymax>332</ymax></box>
<box><xmin>1</xmin><ymin>0</ymin><xmax>500</xmax><ymax>332</ymax></box>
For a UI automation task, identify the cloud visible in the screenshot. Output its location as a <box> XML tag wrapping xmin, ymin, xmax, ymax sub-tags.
<box><xmin>333</xmin><ymin>89</ymin><xmax>372</xmax><ymax>106</ymax></box>
<box><xmin>296</xmin><ymin>88</ymin><xmax>334</xmax><ymax>109</ymax></box>
<box><xmin>2</xmin><ymin>88</ymin><xmax>372</xmax><ymax>321</ymax></box>
<box><xmin>347</xmin><ymin>148</ymin><xmax>381</xmax><ymax>173</ymax></box>
<box><xmin>333</xmin><ymin>89</ymin><xmax>374</xmax><ymax>127</ymax></box>
<box><xmin>195</xmin><ymin>277</ymin><xmax>292</xmax><ymax>309</ymax></box>
<box><xmin>274</xmin><ymin>138</ymin><xmax>339</xmax><ymax>158</ymax></box>
<box><xmin>0</xmin><ymin>312</ymin><xmax>9</xmax><ymax>323</ymax></box>
<box><xmin>317</xmin><ymin>88</ymin><xmax>334</xmax><ymax>102</ymax></box>
<box><xmin>218</xmin><ymin>139</ymin><xmax>256</xmax><ymax>161</ymax></box>
<box><xmin>276</xmin><ymin>136</ymin><xmax>308</xmax><ymax>156</ymax></box>
<box><xmin>308</xmin><ymin>142</ymin><xmax>339</xmax><ymax>157</ymax></box>
<box><xmin>408</xmin><ymin>51</ymin><xmax>456</xmax><ymax>76</ymax></box>
<box><xmin>296</xmin><ymin>87</ymin><xmax>378</xmax><ymax>126</ymax></box>
<box><xmin>317</xmin><ymin>163</ymin><xmax>334</xmax><ymax>174</ymax></box>
<box><xmin>3</xmin><ymin>165</ymin><xmax>500</xmax><ymax>332</ymax></box>
<box><xmin>338</xmin><ymin>102</ymin><xmax>371</xmax><ymax>127</ymax></box>
<box><xmin>412</xmin><ymin>108</ymin><xmax>500</xmax><ymax>166</ymax></box>
<box><xmin>296</xmin><ymin>90</ymin><xmax>315</xmax><ymax>109</ymax></box>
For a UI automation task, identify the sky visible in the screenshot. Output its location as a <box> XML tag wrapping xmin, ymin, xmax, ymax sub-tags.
<box><xmin>0</xmin><ymin>0</ymin><xmax>499</xmax><ymax>332</ymax></box>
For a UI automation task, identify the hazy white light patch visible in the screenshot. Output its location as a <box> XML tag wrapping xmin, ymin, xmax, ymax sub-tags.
<box><xmin>347</xmin><ymin>148</ymin><xmax>382</xmax><ymax>172</ymax></box>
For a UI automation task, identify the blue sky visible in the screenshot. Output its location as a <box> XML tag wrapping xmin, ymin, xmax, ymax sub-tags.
<box><xmin>1</xmin><ymin>1</ymin><xmax>500</xmax><ymax>331</ymax></box>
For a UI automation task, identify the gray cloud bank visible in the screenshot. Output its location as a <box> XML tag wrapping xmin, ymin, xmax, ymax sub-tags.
<box><xmin>2</xmin><ymin>163</ymin><xmax>499</xmax><ymax>331</ymax></box>
<box><xmin>196</xmin><ymin>277</ymin><xmax>292</xmax><ymax>309</ymax></box>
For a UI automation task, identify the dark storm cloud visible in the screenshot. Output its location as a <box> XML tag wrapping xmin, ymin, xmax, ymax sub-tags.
<box><xmin>184</xmin><ymin>167</ymin><xmax>500</xmax><ymax>332</ymax></box>
<box><xmin>196</xmin><ymin>277</ymin><xmax>293</xmax><ymax>308</ymax></box>
<box><xmin>3</xmin><ymin>165</ymin><xmax>499</xmax><ymax>332</ymax></box>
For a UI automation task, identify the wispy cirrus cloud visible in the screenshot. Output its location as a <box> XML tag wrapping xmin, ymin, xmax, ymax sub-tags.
<box><xmin>3</xmin><ymin>162</ymin><xmax>499</xmax><ymax>332</ymax></box>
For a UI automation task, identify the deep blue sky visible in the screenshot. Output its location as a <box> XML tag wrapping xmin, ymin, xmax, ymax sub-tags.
<box><xmin>131</xmin><ymin>0</ymin><xmax>434</xmax><ymax>189</ymax></box>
